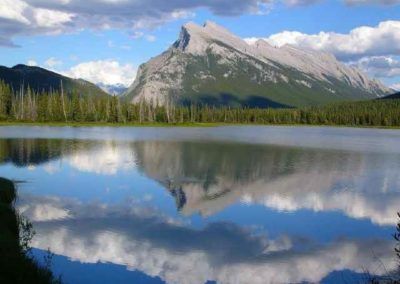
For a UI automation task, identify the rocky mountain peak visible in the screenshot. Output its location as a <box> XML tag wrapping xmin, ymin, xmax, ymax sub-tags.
<box><xmin>174</xmin><ymin>21</ymin><xmax>250</xmax><ymax>55</ymax></box>
<box><xmin>123</xmin><ymin>21</ymin><xmax>391</xmax><ymax>107</ymax></box>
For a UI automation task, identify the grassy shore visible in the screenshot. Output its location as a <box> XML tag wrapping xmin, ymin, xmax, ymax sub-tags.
<box><xmin>0</xmin><ymin>121</ymin><xmax>223</xmax><ymax>127</ymax></box>
<box><xmin>0</xmin><ymin>177</ymin><xmax>61</xmax><ymax>284</ymax></box>
<box><xmin>0</xmin><ymin>121</ymin><xmax>400</xmax><ymax>129</ymax></box>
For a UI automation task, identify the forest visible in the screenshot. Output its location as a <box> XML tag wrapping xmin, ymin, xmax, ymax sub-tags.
<box><xmin>0</xmin><ymin>80</ymin><xmax>399</xmax><ymax>127</ymax></box>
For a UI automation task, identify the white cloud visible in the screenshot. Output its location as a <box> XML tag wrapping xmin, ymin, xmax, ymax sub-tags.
<box><xmin>1</xmin><ymin>0</ymin><xmax>399</xmax><ymax>48</ymax></box>
<box><xmin>45</xmin><ymin>57</ymin><xmax>63</xmax><ymax>68</ymax></box>
<box><xmin>130</xmin><ymin>32</ymin><xmax>156</xmax><ymax>42</ymax></box>
<box><xmin>145</xmin><ymin>35</ymin><xmax>156</xmax><ymax>42</ymax></box>
<box><xmin>245</xmin><ymin>20</ymin><xmax>400</xmax><ymax>84</ymax></box>
<box><xmin>170</xmin><ymin>10</ymin><xmax>196</xmax><ymax>19</ymax></box>
<box><xmin>27</xmin><ymin>59</ymin><xmax>37</xmax><ymax>66</ymax></box>
<box><xmin>247</xmin><ymin>21</ymin><xmax>400</xmax><ymax>61</ymax></box>
<box><xmin>390</xmin><ymin>83</ymin><xmax>400</xmax><ymax>90</ymax></box>
<box><xmin>0</xmin><ymin>0</ymin><xmax>30</xmax><ymax>24</ymax></box>
<box><xmin>284</xmin><ymin>0</ymin><xmax>400</xmax><ymax>5</ymax></box>
<box><xmin>345</xmin><ymin>0</ymin><xmax>400</xmax><ymax>4</ymax></box>
<box><xmin>131</xmin><ymin>31</ymin><xmax>144</xmax><ymax>39</ymax></box>
<box><xmin>32</xmin><ymin>8</ymin><xmax>74</xmax><ymax>29</ymax></box>
<box><xmin>63</xmin><ymin>59</ymin><xmax>137</xmax><ymax>87</ymax></box>
<box><xmin>283</xmin><ymin>0</ymin><xmax>321</xmax><ymax>6</ymax></box>
<box><xmin>0</xmin><ymin>0</ymin><xmax>271</xmax><ymax>47</ymax></box>
<box><xmin>350</xmin><ymin>56</ymin><xmax>400</xmax><ymax>78</ymax></box>
<box><xmin>0</xmin><ymin>0</ymin><xmax>75</xmax><ymax>43</ymax></box>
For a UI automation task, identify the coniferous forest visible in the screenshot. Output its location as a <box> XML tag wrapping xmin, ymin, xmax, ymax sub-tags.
<box><xmin>0</xmin><ymin>80</ymin><xmax>399</xmax><ymax>127</ymax></box>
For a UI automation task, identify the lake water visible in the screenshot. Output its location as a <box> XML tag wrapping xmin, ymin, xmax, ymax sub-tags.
<box><xmin>0</xmin><ymin>126</ymin><xmax>399</xmax><ymax>284</ymax></box>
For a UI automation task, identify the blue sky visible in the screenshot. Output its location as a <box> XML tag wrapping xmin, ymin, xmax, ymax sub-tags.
<box><xmin>0</xmin><ymin>0</ymin><xmax>399</xmax><ymax>89</ymax></box>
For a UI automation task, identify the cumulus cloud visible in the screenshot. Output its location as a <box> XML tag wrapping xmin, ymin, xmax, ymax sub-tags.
<box><xmin>390</xmin><ymin>83</ymin><xmax>400</xmax><ymax>90</ymax></box>
<box><xmin>283</xmin><ymin>0</ymin><xmax>321</xmax><ymax>6</ymax></box>
<box><xmin>131</xmin><ymin>31</ymin><xmax>144</xmax><ymax>39</ymax></box>
<box><xmin>62</xmin><ymin>59</ymin><xmax>137</xmax><ymax>87</ymax></box>
<box><xmin>44</xmin><ymin>57</ymin><xmax>62</xmax><ymax>68</ymax></box>
<box><xmin>1</xmin><ymin>0</ymin><xmax>399</xmax><ymax>47</ymax></box>
<box><xmin>245</xmin><ymin>20</ymin><xmax>400</xmax><ymax>82</ymax></box>
<box><xmin>0</xmin><ymin>0</ymin><xmax>74</xmax><ymax>44</ymax></box>
<box><xmin>0</xmin><ymin>0</ymin><xmax>30</xmax><ymax>24</ymax></box>
<box><xmin>27</xmin><ymin>59</ymin><xmax>37</xmax><ymax>66</ymax></box>
<box><xmin>345</xmin><ymin>0</ymin><xmax>400</xmax><ymax>5</ymax></box>
<box><xmin>145</xmin><ymin>35</ymin><xmax>157</xmax><ymax>42</ymax></box>
<box><xmin>349</xmin><ymin>56</ymin><xmax>400</xmax><ymax>78</ymax></box>
<box><xmin>0</xmin><ymin>0</ymin><xmax>271</xmax><ymax>46</ymax></box>
<box><xmin>286</xmin><ymin>0</ymin><xmax>400</xmax><ymax>5</ymax></box>
<box><xmin>246</xmin><ymin>20</ymin><xmax>400</xmax><ymax>61</ymax></box>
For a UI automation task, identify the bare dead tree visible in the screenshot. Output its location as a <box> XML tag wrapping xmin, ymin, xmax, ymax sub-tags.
<box><xmin>60</xmin><ymin>80</ymin><xmax>67</xmax><ymax>122</ymax></box>
<box><xmin>395</xmin><ymin>212</ymin><xmax>400</xmax><ymax>271</ymax></box>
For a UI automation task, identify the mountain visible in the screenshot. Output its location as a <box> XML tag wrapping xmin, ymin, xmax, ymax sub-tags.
<box><xmin>0</xmin><ymin>64</ymin><xmax>108</xmax><ymax>96</ymax></box>
<box><xmin>97</xmin><ymin>83</ymin><xmax>128</xmax><ymax>96</ymax></box>
<box><xmin>123</xmin><ymin>21</ymin><xmax>390</xmax><ymax>108</ymax></box>
<box><xmin>381</xmin><ymin>92</ymin><xmax>400</xmax><ymax>100</ymax></box>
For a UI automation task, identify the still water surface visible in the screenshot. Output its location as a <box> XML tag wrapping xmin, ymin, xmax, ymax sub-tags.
<box><xmin>0</xmin><ymin>126</ymin><xmax>399</xmax><ymax>284</ymax></box>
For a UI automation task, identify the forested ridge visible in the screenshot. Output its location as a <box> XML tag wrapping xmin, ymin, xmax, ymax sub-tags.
<box><xmin>0</xmin><ymin>80</ymin><xmax>399</xmax><ymax>127</ymax></box>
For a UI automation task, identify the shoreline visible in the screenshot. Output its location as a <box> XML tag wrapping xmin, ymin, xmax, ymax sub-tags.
<box><xmin>0</xmin><ymin>121</ymin><xmax>399</xmax><ymax>130</ymax></box>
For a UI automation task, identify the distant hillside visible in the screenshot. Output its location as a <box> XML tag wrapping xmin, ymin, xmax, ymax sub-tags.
<box><xmin>123</xmin><ymin>21</ymin><xmax>391</xmax><ymax>108</ymax></box>
<box><xmin>97</xmin><ymin>83</ymin><xmax>128</xmax><ymax>95</ymax></box>
<box><xmin>0</xmin><ymin>64</ymin><xmax>108</xmax><ymax>96</ymax></box>
<box><xmin>381</xmin><ymin>92</ymin><xmax>400</xmax><ymax>100</ymax></box>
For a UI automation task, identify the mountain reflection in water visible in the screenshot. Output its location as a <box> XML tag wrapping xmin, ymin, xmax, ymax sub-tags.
<box><xmin>0</xmin><ymin>126</ymin><xmax>399</xmax><ymax>284</ymax></box>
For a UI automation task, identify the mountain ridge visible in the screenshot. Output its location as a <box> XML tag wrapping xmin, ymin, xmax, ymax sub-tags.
<box><xmin>0</xmin><ymin>64</ymin><xmax>108</xmax><ymax>96</ymax></box>
<box><xmin>123</xmin><ymin>21</ymin><xmax>390</xmax><ymax>108</ymax></box>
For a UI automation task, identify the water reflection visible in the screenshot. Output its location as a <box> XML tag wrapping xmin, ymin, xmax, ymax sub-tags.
<box><xmin>133</xmin><ymin>141</ymin><xmax>400</xmax><ymax>225</ymax></box>
<box><xmin>1</xmin><ymin>126</ymin><xmax>400</xmax><ymax>283</ymax></box>
<box><xmin>0</xmin><ymin>138</ymin><xmax>136</xmax><ymax>175</ymax></box>
<box><xmin>0</xmin><ymin>139</ymin><xmax>77</xmax><ymax>167</ymax></box>
<box><xmin>1</xmin><ymin>137</ymin><xmax>400</xmax><ymax>225</ymax></box>
<box><xmin>17</xmin><ymin>194</ymin><xmax>397</xmax><ymax>284</ymax></box>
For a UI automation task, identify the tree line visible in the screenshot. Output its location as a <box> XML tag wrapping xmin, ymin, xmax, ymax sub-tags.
<box><xmin>1</xmin><ymin>80</ymin><xmax>399</xmax><ymax>126</ymax></box>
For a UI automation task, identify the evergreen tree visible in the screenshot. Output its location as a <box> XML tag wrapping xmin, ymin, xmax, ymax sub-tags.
<box><xmin>1</xmin><ymin>79</ymin><xmax>399</xmax><ymax>127</ymax></box>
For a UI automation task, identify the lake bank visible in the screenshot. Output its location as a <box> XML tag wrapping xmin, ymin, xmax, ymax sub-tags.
<box><xmin>1</xmin><ymin>121</ymin><xmax>400</xmax><ymax>129</ymax></box>
<box><xmin>0</xmin><ymin>177</ymin><xmax>61</xmax><ymax>284</ymax></box>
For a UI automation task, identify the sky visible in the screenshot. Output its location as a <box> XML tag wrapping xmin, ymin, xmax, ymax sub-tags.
<box><xmin>0</xmin><ymin>0</ymin><xmax>399</xmax><ymax>90</ymax></box>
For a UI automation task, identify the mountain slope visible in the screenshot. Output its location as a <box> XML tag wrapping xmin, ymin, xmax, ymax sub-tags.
<box><xmin>97</xmin><ymin>83</ymin><xmax>128</xmax><ymax>95</ymax></box>
<box><xmin>124</xmin><ymin>21</ymin><xmax>390</xmax><ymax>108</ymax></box>
<box><xmin>381</xmin><ymin>92</ymin><xmax>400</xmax><ymax>100</ymax></box>
<box><xmin>0</xmin><ymin>64</ymin><xmax>108</xmax><ymax>96</ymax></box>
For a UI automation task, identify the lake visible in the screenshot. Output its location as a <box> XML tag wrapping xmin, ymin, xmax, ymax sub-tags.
<box><xmin>0</xmin><ymin>125</ymin><xmax>399</xmax><ymax>284</ymax></box>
